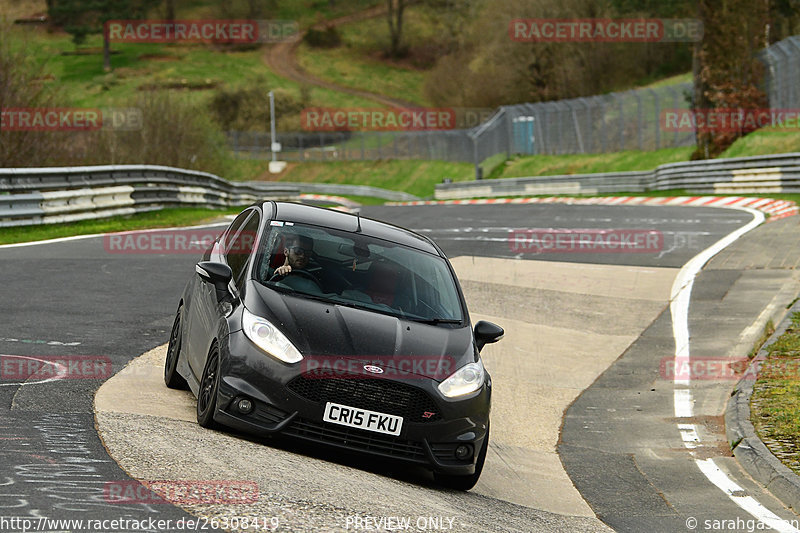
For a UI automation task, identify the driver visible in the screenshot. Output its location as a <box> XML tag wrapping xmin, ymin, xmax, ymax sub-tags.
<box><xmin>274</xmin><ymin>234</ymin><xmax>315</xmax><ymax>277</ymax></box>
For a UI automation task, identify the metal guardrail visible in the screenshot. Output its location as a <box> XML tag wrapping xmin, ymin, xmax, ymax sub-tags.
<box><xmin>0</xmin><ymin>166</ymin><xmax>299</xmax><ymax>227</ymax></box>
<box><xmin>252</xmin><ymin>182</ymin><xmax>418</xmax><ymax>202</ymax></box>
<box><xmin>435</xmin><ymin>153</ymin><xmax>800</xmax><ymax>200</ymax></box>
<box><xmin>0</xmin><ymin>165</ymin><xmax>419</xmax><ymax>227</ymax></box>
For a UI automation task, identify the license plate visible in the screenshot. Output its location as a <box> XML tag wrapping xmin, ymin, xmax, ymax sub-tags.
<box><xmin>322</xmin><ymin>402</ymin><xmax>403</xmax><ymax>436</ymax></box>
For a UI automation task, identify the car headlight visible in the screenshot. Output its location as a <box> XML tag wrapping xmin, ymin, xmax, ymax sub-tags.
<box><xmin>438</xmin><ymin>359</ymin><xmax>485</xmax><ymax>398</ymax></box>
<box><xmin>242</xmin><ymin>308</ymin><xmax>303</xmax><ymax>364</ymax></box>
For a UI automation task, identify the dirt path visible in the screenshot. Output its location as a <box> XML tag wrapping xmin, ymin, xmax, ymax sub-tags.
<box><xmin>264</xmin><ymin>5</ymin><xmax>421</xmax><ymax>109</ymax></box>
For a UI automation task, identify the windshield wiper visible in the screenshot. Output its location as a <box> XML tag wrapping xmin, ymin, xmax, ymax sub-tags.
<box><xmin>263</xmin><ymin>281</ymin><xmax>295</xmax><ymax>293</ymax></box>
<box><xmin>408</xmin><ymin>317</ymin><xmax>462</xmax><ymax>325</ymax></box>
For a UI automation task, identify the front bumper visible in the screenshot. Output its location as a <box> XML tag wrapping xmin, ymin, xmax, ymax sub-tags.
<box><xmin>213</xmin><ymin>331</ymin><xmax>491</xmax><ymax>475</ymax></box>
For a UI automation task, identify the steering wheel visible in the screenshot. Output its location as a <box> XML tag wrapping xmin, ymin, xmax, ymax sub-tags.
<box><xmin>269</xmin><ymin>269</ymin><xmax>322</xmax><ymax>289</ymax></box>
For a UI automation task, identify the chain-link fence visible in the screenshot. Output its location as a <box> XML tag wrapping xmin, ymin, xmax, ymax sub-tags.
<box><xmin>489</xmin><ymin>83</ymin><xmax>695</xmax><ymax>157</ymax></box>
<box><xmin>762</xmin><ymin>35</ymin><xmax>800</xmax><ymax>110</ymax></box>
<box><xmin>227</xmin><ymin>129</ymin><xmax>474</xmax><ymax>162</ymax></box>
<box><xmin>227</xmin><ymin>82</ymin><xmax>695</xmax><ymax>164</ymax></box>
<box><xmin>228</xmin><ymin>34</ymin><xmax>800</xmax><ymax>176</ymax></box>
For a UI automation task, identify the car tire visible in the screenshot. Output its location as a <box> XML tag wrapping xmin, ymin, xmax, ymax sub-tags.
<box><xmin>433</xmin><ymin>422</ymin><xmax>489</xmax><ymax>491</ymax></box>
<box><xmin>196</xmin><ymin>344</ymin><xmax>220</xmax><ymax>428</ymax></box>
<box><xmin>164</xmin><ymin>307</ymin><xmax>189</xmax><ymax>390</ymax></box>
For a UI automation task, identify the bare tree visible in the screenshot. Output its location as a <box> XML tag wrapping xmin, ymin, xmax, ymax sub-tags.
<box><xmin>387</xmin><ymin>0</ymin><xmax>406</xmax><ymax>57</ymax></box>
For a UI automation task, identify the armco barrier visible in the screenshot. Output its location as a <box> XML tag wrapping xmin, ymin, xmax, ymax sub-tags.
<box><xmin>435</xmin><ymin>153</ymin><xmax>800</xmax><ymax>200</ymax></box>
<box><xmin>263</xmin><ymin>182</ymin><xmax>419</xmax><ymax>202</ymax></box>
<box><xmin>0</xmin><ymin>165</ymin><xmax>418</xmax><ymax>227</ymax></box>
<box><xmin>0</xmin><ymin>165</ymin><xmax>300</xmax><ymax>227</ymax></box>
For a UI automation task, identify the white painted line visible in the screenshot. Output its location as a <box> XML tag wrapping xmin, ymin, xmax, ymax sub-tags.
<box><xmin>678</xmin><ymin>423</ymin><xmax>700</xmax><ymax>448</ymax></box>
<box><xmin>0</xmin><ymin>221</ymin><xmax>230</xmax><ymax>248</ymax></box>
<box><xmin>696</xmin><ymin>459</ymin><xmax>799</xmax><ymax>533</ymax></box>
<box><xmin>0</xmin><ymin>355</ymin><xmax>68</xmax><ymax>387</ymax></box>
<box><xmin>674</xmin><ymin>388</ymin><xmax>693</xmax><ymax>415</ymax></box>
<box><xmin>670</xmin><ymin>206</ymin><xmax>800</xmax><ymax>531</ymax></box>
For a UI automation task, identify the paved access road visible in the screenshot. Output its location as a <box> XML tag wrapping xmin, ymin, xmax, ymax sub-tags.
<box><xmin>1</xmin><ymin>203</ymin><xmax>797</xmax><ymax>532</ymax></box>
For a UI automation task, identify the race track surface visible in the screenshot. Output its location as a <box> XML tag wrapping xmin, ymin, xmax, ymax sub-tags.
<box><xmin>2</xmin><ymin>204</ymin><xmax>799</xmax><ymax>532</ymax></box>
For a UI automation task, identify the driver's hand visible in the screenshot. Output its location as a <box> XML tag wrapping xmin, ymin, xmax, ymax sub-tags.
<box><xmin>275</xmin><ymin>265</ymin><xmax>292</xmax><ymax>276</ymax></box>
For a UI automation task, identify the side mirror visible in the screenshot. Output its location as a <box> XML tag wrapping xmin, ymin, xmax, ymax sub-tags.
<box><xmin>196</xmin><ymin>261</ymin><xmax>234</xmax><ymax>303</ymax></box>
<box><xmin>474</xmin><ymin>320</ymin><xmax>504</xmax><ymax>352</ymax></box>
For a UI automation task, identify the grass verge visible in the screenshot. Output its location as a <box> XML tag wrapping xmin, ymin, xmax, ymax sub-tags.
<box><xmin>750</xmin><ymin>320</ymin><xmax>777</xmax><ymax>359</ymax></box>
<box><xmin>495</xmin><ymin>147</ymin><xmax>695</xmax><ymax>179</ymax></box>
<box><xmin>750</xmin><ymin>312</ymin><xmax>800</xmax><ymax>474</ymax></box>
<box><xmin>265</xmin><ymin>159</ymin><xmax>474</xmax><ymax>198</ymax></box>
<box><xmin>295</xmin><ymin>4</ymin><xmax>434</xmax><ymax>106</ymax></box>
<box><xmin>0</xmin><ymin>206</ymin><xmax>241</xmax><ymax>245</ymax></box>
<box><xmin>7</xmin><ymin>24</ymin><xmax>379</xmax><ymax>115</ymax></box>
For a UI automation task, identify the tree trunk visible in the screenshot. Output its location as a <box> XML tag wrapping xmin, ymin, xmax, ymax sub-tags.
<box><xmin>166</xmin><ymin>0</ymin><xmax>175</xmax><ymax>21</ymax></box>
<box><xmin>692</xmin><ymin>0</ymin><xmax>768</xmax><ymax>159</ymax></box>
<box><xmin>387</xmin><ymin>0</ymin><xmax>405</xmax><ymax>57</ymax></box>
<box><xmin>103</xmin><ymin>31</ymin><xmax>111</xmax><ymax>72</ymax></box>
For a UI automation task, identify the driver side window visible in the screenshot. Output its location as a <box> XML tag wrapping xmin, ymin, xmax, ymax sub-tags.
<box><xmin>226</xmin><ymin>212</ymin><xmax>260</xmax><ymax>290</ymax></box>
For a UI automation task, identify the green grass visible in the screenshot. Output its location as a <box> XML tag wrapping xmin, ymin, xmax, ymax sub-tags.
<box><xmin>184</xmin><ymin>0</ymin><xmax>383</xmax><ymax>29</ymax></box>
<box><xmin>0</xmin><ymin>206</ymin><xmax>241</xmax><ymax>245</ymax></box>
<box><xmin>488</xmin><ymin>126</ymin><xmax>800</xmax><ymax>183</ymax></box>
<box><xmin>328</xmin><ymin>194</ymin><xmax>387</xmax><ymax>206</ymax></box>
<box><xmin>301</xmin><ymin>193</ymin><xmax>387</xmax><ymax>206</ymax></box>
<box><xmin>220</xmin><ymin>158</ymin><xmax>274</xmax><ymax>181</ymax></box>
<box><xmin>9</xmin><ymin>25</ymin><xmax>379</xmax><ymax>113</ymax></box>
<box><xmin>223</xmin><ymin>123</ymin><xmax>800</xmax><ymax>198</ymax></box>
<box><xmin>295</xmin><ymin>4</ymin><xmax>437</xmax><ymax>106</ymax></box>
<box><xmin>641</xmin><ymin>72</ymin><xmax>692</xmax><ymax>89</ymax></box>
<box><xmin>750</xmin><ymin>312</ymin><xmax>800</xmax><ymax>473</ymax></box>
<box><xmin>750</xmin><ymin>320</ymin><xmax>777</xmax><ymax>359</ymax></box>
<box><xmin>297</xmin><ymin>42</ymin><xmax>428</xmax><ymax>105</ymax></box>
<box><xmin>495</xmin><ymin>147</ymin><xmax>695</xmax><ymax>179</ymax></box>
<box><xmin>268</xmin><ymin>160</ymin><xmax>474</xmax><ymax>198</ymax></box>
<box><xmin>719</xmin><ymin>128</ymin><xmax>800</xmax><ymax>159</ymax></box>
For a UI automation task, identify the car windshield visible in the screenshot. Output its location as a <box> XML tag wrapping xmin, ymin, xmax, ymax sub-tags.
<box><xmin>254</xmin><ymin>222</ymin><xmax>463</xmax><ymax>323</ymax></box>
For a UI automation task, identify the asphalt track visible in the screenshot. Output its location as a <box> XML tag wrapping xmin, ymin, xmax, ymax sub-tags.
<box><xmin>1</xmin><ymin>203</ymin><xmax>798</xmax><ymax>532</ymax></box>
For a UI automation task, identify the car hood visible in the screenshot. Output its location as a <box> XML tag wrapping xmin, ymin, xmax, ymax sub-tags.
<box><xmin>245</xmin><ymin>284</ymin><xmax>474</xmax><ymax>381</ymax></box>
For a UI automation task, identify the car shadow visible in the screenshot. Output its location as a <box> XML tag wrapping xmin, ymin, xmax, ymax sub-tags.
<box><xmin>220</xmin><ymin>425</ymin><xmax>443</xmax><ymax>489</ymax></box>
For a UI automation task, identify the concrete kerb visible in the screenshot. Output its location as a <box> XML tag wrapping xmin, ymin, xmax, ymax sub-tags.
<box><xmin>725</xmin><ymin>299</ymin><xmax>800</xmax><ymax>513</ymax></box>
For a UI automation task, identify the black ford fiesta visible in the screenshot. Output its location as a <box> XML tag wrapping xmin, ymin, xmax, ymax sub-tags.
<box><xmin>164</xmin><ymin>201</ymin><xmax>503</xmax><ymax>489</ymax></box>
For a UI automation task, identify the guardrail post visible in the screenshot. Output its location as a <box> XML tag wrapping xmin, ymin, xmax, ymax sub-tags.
<box><xmin>649</xmin><ymin>89</ymin><xmax>660</xmax><ymax>150</ymax></box>
<box><xmin>635</xmin><ymin>91</ymin><xmax>644</xmax><ymax>151</ymax></box>
<box><xmin>617</xmin><ymin>93</ymin><xmax>625</xmax><ymax>151</ymax></box>
<box><xmin>671</xmin><ymin>86</ymin><xmax>680</xmax><ymax>147</ymax></box>
<box><xmin>473</xmin><ymin>135</ymin><xmax>481</xmax><ymax>180</ymax></box>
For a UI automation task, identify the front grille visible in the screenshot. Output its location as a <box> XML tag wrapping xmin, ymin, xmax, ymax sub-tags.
<box><xmin>251</xmin><ymin>402</ymin><xmax>289</xmax><ymax>426</ymax></box>
<box><xmin>287</xmin><ymin>375</ymin><xmax>442</xmax><ymax>422</ymax></box>
<box><xmin>283</xmin><ymin>417</ymin><xmax>427</xmax><ymax>462</ymax></box>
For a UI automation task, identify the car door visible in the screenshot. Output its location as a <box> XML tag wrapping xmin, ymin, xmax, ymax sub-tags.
<box><xmin>186</xmin><ymin>209</ymin><xmax>254</xmax><ymax>380</ymax></box>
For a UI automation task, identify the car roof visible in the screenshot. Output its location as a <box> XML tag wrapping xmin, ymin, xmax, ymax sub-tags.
<box><xmin>262</xmin><ymin>201</ymin><xmax>440</xmax><ymax>256</ymax></box>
